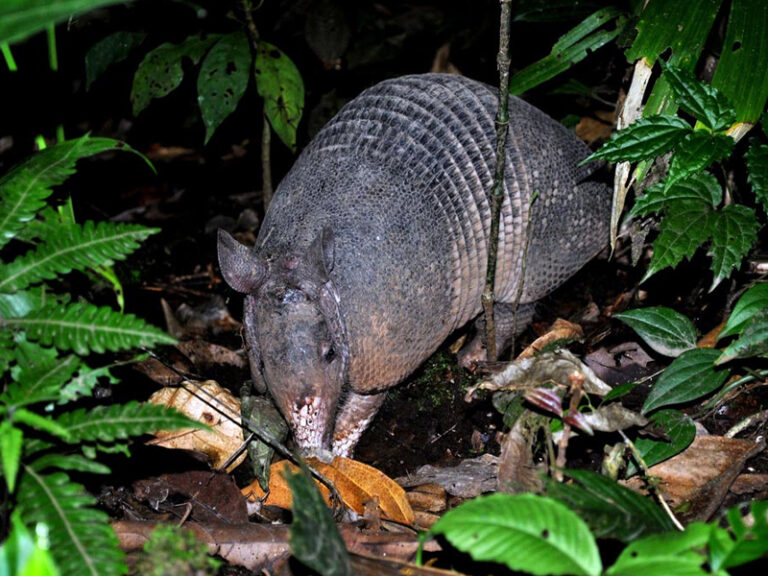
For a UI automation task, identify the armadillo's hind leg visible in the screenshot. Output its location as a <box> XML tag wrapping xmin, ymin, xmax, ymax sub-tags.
<box><xmin>457</xmin><ymin>302</ymin><xmax>535</xmax><ymax>368</ymax></box>
<box><xmin>331</xmin><ymin>390</ymin><xmax>387</xmax><ymax>457</ymax></box>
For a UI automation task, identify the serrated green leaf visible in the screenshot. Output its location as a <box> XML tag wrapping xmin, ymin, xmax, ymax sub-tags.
<box><xmin>3</xmin><ymin>353</ymin><xmax>80</xmax><ymax>407</ymax></box>
<box><xmin>5</xmin><ymin>302</ymin><xmax>176</xmax><ymax>355</ymax></box>
<box><xmin>0</xmin><ymin>0</ymin><xmax>126</xmax><ymax>45</ymax></box>
<box><xmin>711</xmin><ymin>0</ymin><xmax>768</xmax><ymax>126</ymax></box>
<box><xmin>631</xmin><ymin>409</ymin><xmax>696</xmax><ymax>473</ymax></box>
<box><xmin>607</xmin><ymin>523</ymin><xmax>712</xmax><ymax>576</ymax></box>
<box><xmin>642</xmin><ymin>349</ymin><xmax>728</xmax><ymax>413</ymax></box>
<box><xmin>746</xmin><ymin>141</ymin><xmax>768</xmax><ymax>212</ymax></box>
<box><xmin>662</xmin><ymin>64</ymin><xmax>736</xmax><ymax>132</ymax></box>
<box><xmin>588</xmin><ymin>115</ymin><xmax>691</xmax><ymax>163</ymax></box>
<box><xmin>1</xmin><ymin>420</ymin><xmax>23</xmax><ymax>493</ymax></box>
<box><xmin>286</xmin><ymin>467</ymin><xmax>351</xmax><ymax>576</ymax></box>
<box><xmin>667</xmin><ymin>131</ymin><xmax>733</xmax><ymax>186</ymax></box>
<box><xmin>508</xmin><ymin>7</ymin><xmax>622</xmax><ymax>95</ymax></box>
<box><xmin>254</xmin><ymin>42</ymin><xmax>304</xmax><ymax>151</ymax></box>
<box><xmin>719</xmin><ymin>283</ymin><xmax>768</xmax><ymax>338</ymax></box>
<box><xmin>630</xmin><ymin>172</ymin><xmax>721</xmax><ymax>218</ymax></box>
<box><xmin>709</xmin><ymin>204</ymin><xmax>758</xmax><ymax>290</ymax></box>
<box><xmin>430</xmin><ymin>493</ymin><xmax>602</xmax><ymax>576</ymax></box>
<box><xmin>198</xmin><ymin>31</ymin><xmax>251</xmax><ymax>144</ymax></box>
<box><xmin>645</xmin><ymin>201</ymin><xmax>714</xmax><ymax>280</ymax></box>
<box><xmin>17</xmin><ymin>469</ymin><xmax>126</xmax><ymax>576</ymax></box>
<box><xmin>546</xmin><ymin>469</ymin><xmax>676</xmax><ymax>542</ymax></box>
<box><xmin>616</xmin><ymin>306</ymin><xmax>698</xmax><ymax>357</ymax></box>
<box><xmin>131</xmin><ymin>35</ymin><xmax>219</xmax><ymax>116</ymax></box>
<box><xmin>717</xmin><ymin>310</ymin><xmax>768</xmax><ymax>364</ymax></box>
<box><xmin>85</xmin><ymin>31</ymin><xmax>147</xmax><ymax>90</ymax></box>
<box><xmin>13</xmin><ymin>408</ymin><xmax>71</xmax><ymax>440</ymax></box>
<box><xmin>0</xmin><ymin>221</ymin><xmax>157</xmax><ymax>293</ymax></box>
<box><xmin>55</xmin><ymin>402</ymin><xmax>201</xmax><ymax>444</ymax></box>
<box><xmin>0</xmin><ymin>136</ymin><xmax>138</xmax><ymax>251</ymax></box>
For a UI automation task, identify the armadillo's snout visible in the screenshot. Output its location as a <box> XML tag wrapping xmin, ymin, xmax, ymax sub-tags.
<box><xmin>289</xmin><ymin>395</ymin><xmax>333</xmax><ymax>455</ymax></box>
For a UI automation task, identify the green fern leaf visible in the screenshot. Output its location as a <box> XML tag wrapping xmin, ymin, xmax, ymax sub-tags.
<box><xmin>0</xmin><ymin>221</ymin><xmax>158</xmax><ymax>293</ymax></box>
<box><xmin>3</xmin><ymin>353</ymin><xmax>81</xmax><ymax>407</ymax></box>
<box><xmin>5</xmin><ymin>302</ymin><xmax>176</xmax><ymax>354</ymax></box>
<box><xmin>55</xmin><ymin>401</ymin><xmax>203</xmax><ymax>444</ymax></box>
<box><xmin>30</xmin><ymin>453</ymin><xmax>111</xmax><ymax>475</ymax></box>
<box><xmin>0</xmin><ymin>136</ymin><xmax>138</xmax><ymax>251</ymax></box>
<box><xmin>17</xmin><ymin>468</ymin><xmax>127</xmax><ymax>576</ymax></box>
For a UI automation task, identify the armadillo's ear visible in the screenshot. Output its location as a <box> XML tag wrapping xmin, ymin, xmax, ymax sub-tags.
<box><xmin>217</xmin><ymin>229</ymin><xmax>268</xmax><ymax>293</ymax></box>
<box><xmin>308</xmin><ymin>228</ymin><xmax>334</xmax><ymax>280</ymax></box>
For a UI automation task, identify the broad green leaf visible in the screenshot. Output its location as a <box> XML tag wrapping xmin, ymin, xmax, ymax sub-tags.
<box><xmin>631</xmin><ymin>409</ymin><xmax>696</xmax><ymax>472</ymax></box>
<box><xmin>430</xmin><ymin>493</ymin><xmax>601</xmax><ymax>576</ymax></box>
<box><xmin>746</xmin><ymin>141</ymin><xmax>768</xmax><ymax>213</ymax></box>
<box><xmin>642</xmin><ymin>349</ymin><xmax>728</xmax><ymax>413</ymax></box>
<box><xmin>711</xmin><ymin>0</ymin><xmax>768</xmax><ymax>125</ymax></box>
<box><xmin>714</xmin><ymin>502</ymin><xmax>768</xmax><ymax>570</ymax></box>
<box><xmin>131</xmin><ymin>35</ymin><xmax>219</xmax><ymax>116</ymax></box>
<box><xmin>645</xmin><ymin>201</ymin><xmax>714</xmax><ymax>280</ymax></box>
<box><xmin>666</xmin><ymin>132</ymin><xmax>733</xmax><ymax>186</ymax></box>
<box><xmin>55</xmin><ymin>402</ymin><xmax>202</xmax><ymax>444</ymax></box>
<box><xmin>0</xmin><ymin>420</ymin><xmax>23</xmax><ymax>492</ymax></box>
<box><xmin>708</xmin><ymin>204</ymin><xmax>758</xmax><ymax>290</ymax></box>
<box><xmin>85</xmin><ymin>31</ymin><xmax>146</xmax><ymax>90</ymax></box>
<box><xmin>17</xmin><ymin>469</ymin><xmax>126</xmax><ymax>576</ymax></box>
<box><xmin>662</xmin><ymin>64</ymin><xmax>736</xmax><ymax>132</ymax></box>
<box><xmin>719</xmin><ymin>282</ymin><xmax>768</xmax><ymax>338</ymax></box>
<box><xmin>630</xmin><ymin>173</ymin><xmax>721</xmax><ymax>218</ymax></box>
<box><xmin>615</xmin><ymin>306</ymin><xmax>697</xmax><ymax>357</ymax></box>
<box><xmin>587</xmin><ymin>115</ymin><xmax>690</xmax><ymax>163</ymax></box>
<box><xmin>0</xmin><ymin>221</ymin><xmax>157</xmax><ymax>293</ymax></box>
<box><xmin>717</xmin><ymin>310</ymin><xmax>768</xmax><ymax>364</ymax></box>
<box><xmin>0</xmin><ymin>0</ymin><xmax>126</xmax><ymax>45</ymax></box>
<box><xmin>286</xmin><ymin>467</ymin><xmax>351</xmax><ymax>576</ymax></box>
<box><xmin>626</xmin><ymin>0</ymin><xmax>721</xmax><ymax>67</ymax></box>
<box><xmin>546</xmin><ymin>469</ymin><xmax>675</xmax><ymax>542</ymax></box>
<box><xmin>198</xmin><ymin>31</ymin><xmax>251</xmax><ymax>144</ymax></box>
<box><xmin>607</xmin><ymin>523</ymin><xmax>712</xmax><ymax>576</ymax></box>
<box><xmin>5</xmin><ymin>302</ymin><xmax>176</xmax><ymax>355</ymax></box>
<box><xmin>0</xmin><ymin>136</ymin><xmax>139</xmax><ymax>251</ymax></box>
<box><xmin>254</xmin><ymin>41</ymin><xmax>305</xmax><ymax>151</ymax></box>
<box><xmin>508</xmin><ymin>7</ymin><xmax>622</xmax><ymax>95</ymax></box>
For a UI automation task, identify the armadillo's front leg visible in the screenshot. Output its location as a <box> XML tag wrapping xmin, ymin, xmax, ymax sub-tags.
<box><xmin>457</xmin><ymin>302</ymin><xmax>536</xmax><ymax>368</ymax></box>
<box><xmin>331</xmin><ymin>390</ymin><xmax>386</xmax><ymax>457</ymax></box>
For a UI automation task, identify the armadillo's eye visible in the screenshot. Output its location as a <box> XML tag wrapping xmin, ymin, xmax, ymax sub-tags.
<box><xmin>322</xmin><ymin>344</ymin><xmax>336</xmax><ymax>363</ymax></box>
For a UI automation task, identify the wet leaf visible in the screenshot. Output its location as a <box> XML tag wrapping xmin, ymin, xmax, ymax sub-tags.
<box><xmin>666</xmin><ymin>132</ymin><xmax>733</xmax><ymax>186</ymax></box>
<box><xmin>719</xmin><ymin>282</ymin><xmax>768</xmax><ymax>338</ymax></box>
<box><xmin>616</xmin><ymin>307</ymin><xmax>697</xmax><ymax>358</ymax></box>
<box><xmin>629</xmin><ymin>172</ymin><xmax>721</xmax><ymax>218</ymax></box>
<box><xmin>662</xmin><ymin>64</ymin><xmax>736</xmax><ymax>132</ymax></box>
<box><xmin>587</xmin><ymin>115</ymin><xmax>690</xmax><ymax>163</ymax></box>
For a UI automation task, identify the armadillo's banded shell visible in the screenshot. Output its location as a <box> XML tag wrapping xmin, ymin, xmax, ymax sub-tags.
<box><xmin>257</xmin><ymin>74</ymin><xmax>609</xmax><ymax>391</ymax></box>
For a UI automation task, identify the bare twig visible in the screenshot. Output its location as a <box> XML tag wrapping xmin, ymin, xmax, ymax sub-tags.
<box><xmin>554</xmin><ymin>371</ymin><xmax>584</xmax><ymax>481</ymax></box>
<box><xmin>482</xmin><ymin>0</ymin><xmax>514</xmax><ymax>362</ymax></box>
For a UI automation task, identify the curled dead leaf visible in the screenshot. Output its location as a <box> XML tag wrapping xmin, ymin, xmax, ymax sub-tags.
<box><xmin>518</xmin><ymin>318</ymin><xmax>584</xmax><ymax>359</ymax></box>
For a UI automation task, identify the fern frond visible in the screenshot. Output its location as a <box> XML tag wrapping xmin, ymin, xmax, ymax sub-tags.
<box><xmin>29</xmin><ymin>453</ymin><xmax>111</xmax><ymax>475</ymax></box>
<box><xmin>0</xmin><ymin>287</ymin><xmax>56</xmax><ymax>318</ymax></box>
<box><xmin>2</xmin><ymin>353</ymin><xmax>81</xmax><ymax>408</ymax></box>
<box><xmin>0</xmin><ymin>135</ymin><xmax>136</xmax><ymax>251</ymax></box>
<box><xmin>0</xmin><ymin>221</ymin><xmax>158</xmax><ymax>293</ymax></box>
<box><xmin>17</xmin><ymin>468</ymin><xmax>127</xmax><ymax>576</ymax></box>
<box><xmin>5</xmin><ymin>302</ymin><xmax>176</xmax><ymax>354</ymax></box>
<box><xmin>55</xmin><ymin>401</ymin><xmax>203</xmax><ymax>443</ymax></box>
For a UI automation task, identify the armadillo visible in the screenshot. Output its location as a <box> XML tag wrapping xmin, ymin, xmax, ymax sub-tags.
<box><xmin>218</xmin><ymin>73</ymin><xmax>610</xmax><ymax>457</ymax></box>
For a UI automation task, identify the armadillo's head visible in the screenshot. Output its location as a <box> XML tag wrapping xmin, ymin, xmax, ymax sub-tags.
<box><xmin>217</xmin><ymin>229</ymin><xmax>348</xmax><ymax>456</ymax></box>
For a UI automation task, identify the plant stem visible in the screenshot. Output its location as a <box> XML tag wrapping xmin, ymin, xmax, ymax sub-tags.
<box><xmin>482</xmin><ymin>0</ymin><xmax>513</xmax><ymax>362</ymax></box>
<box><xmin>1</xmin><ymin>43</ymin><xmax>16</xmax><ymax>71</ymax></box>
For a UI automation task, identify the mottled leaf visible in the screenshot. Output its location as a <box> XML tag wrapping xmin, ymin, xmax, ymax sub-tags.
<box><xmin>131</xmin><ymin>35</ymin><xmax>219</xmax><ymax>116</ymax></box>
<box><xmin>86</xmin><ymin>31</ymin><xmax>146</xmax><ymax>90</ymax></box>
<box><xmin>254</xmin><ymin>42</ymin><xmax>304</xmax><ymax>151</ymax></box>
<box><xmin>717</xmin><ymin>310</ymin><xmax>768</xmax><ymax>364</ymax></box>
<box><xmin>630</xmin><ymin>172</ymin><xmax>721</xmax><ymax>218</ymax></box>
<box><xmin>719</xmin><ymin>282</ymin><xmax>768</xmax><ymax>338</ymax></box>
<box><xmin>546</xmin><ymin>469</ymin><xmax>675</xmax><ymax>541</ymax></box>
<box><xmin>708</xmin><ymin>204</ymin><xmax>758</xmax><ymax>290</ymax></box>
<box><xmin>662</xmin><ymin>64</ymin><xmax>736</xmax><ymax>132</ymax></box>
<box><xmin>642</xmin><ymin>349</ymin><xmax>728</xmax><ymax>413</ymax></box>
<box><xmin>198</xmin><ymin>31</ymin><xmax>251</xmax><ymax>144</ymax></box>
<box><xmin>587</xmin><ymin>115</ymin><xmax>691</xmax><ymax>163</ymax></box>
<box><xmin>631</xmin><ymin>410</ymin><xmax>696</xmax><ymax>473</ymax></box>
<box><xmin>616</xmin><ymin>306</ymin><xmax>697</xmax><ymax>357</ymax></box>
<box><xmin>746</xmin><ymin>141</ymin><xmax>768</xmax><ymax>213</ymax></box>
<box><xmin>667</xmin><ymin>131</ymin><xmax>733</xmax><ymax>186</ymax></box>
<box><xmin>645</xmin><ymin>201</ymin><xmax>713</xmax><ymax>280</ymax></box>
<box><xmin>431</xmin><ymin>493</ymin><xmax>601</xmax><ymax>576</ymax></box>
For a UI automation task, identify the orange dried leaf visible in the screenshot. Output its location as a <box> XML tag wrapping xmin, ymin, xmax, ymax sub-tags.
<box><xmin>518</xmin><ymin>318</ymin><xmax>584</xmax><ymax>359</ymax></box>
<box><xmin>148</xmin><ymin>380</ymin><xmax>246</xmax><ymax>473</ymax></box>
